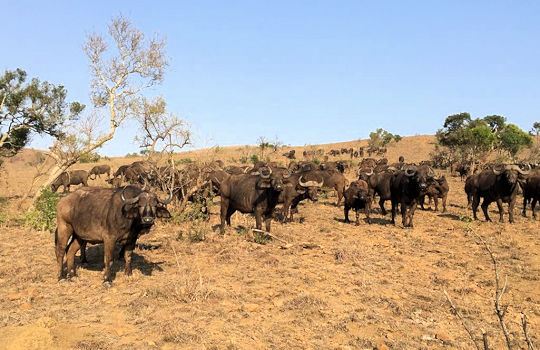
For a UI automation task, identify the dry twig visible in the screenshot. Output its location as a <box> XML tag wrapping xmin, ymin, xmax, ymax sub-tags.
<box><xmin>443</xmin><ymin>289</ymin><xmax>481</xmax><ymax>350</ymax></box>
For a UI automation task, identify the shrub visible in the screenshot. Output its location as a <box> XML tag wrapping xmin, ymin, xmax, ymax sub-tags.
<box><xmin>23</xmin><ymin>187</ymin><xmax>62</xmax><ymax>232</ymax></box>
<box><xmin>250</xmin><ymin>155</ymin><xmax>259</xmax><ymax>164</ymax></box>
<box><xmin>175</xmin><ymin>158</ymin><xmax>192</xmax><ymax>165</ymax></box>
<box><xmin>79</xmin><ymin>152</ymin><xmax>101</xmax><ymax>163</ymax></box>
<box><xmin>239</xmin><ymin>156</ymin><xmax>248</xmax><ymax>164</ymax></box>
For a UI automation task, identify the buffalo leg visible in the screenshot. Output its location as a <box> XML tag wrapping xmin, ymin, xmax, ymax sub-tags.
<box><xmin>66</xmin><ymin>238</ymin><xmax>82</xmax><ymax>278</ymax></box>
<box><xmin>220</xmin><ymin>198</ymin><xmax>229</xmax><ymax>234</ymax></box>
<box><xmin>508</xmin><ymin>199</ymin><xmax>515</xmax><ymax>223</ymax></box>
<box><xmin>409</xmin><ymin>202</ymin><xmax>417</xmax><ymax>228</ymax></box>
<box><xmin>391</xmin><ymin>200</ymin><xmax>397</xmax><ymax>225</ymax></box>
<box><xmin>472</xmin><ymin>195</ymin><xmax>480</xmax><ymax>220</ymax></box>
<box><xmin>401</xmin><ymin>203</ymin><xmax>407</xmax><ymax>227</ymax></box>
<box><xmin>355</xmin><ymin>209</ymin><xmax>360</xmax><ymax>226</ymax></box>
<box><xmin>481</xmin><ymin>199</ymin><xmax>492</xmax><ymax>222</ymax></box>
<box><xmin>532</xmin><ymin>198</ymin><xmax>538</xmax><ymax>219</ymax></box>
<box><xmin>365</xmin><ymin>205</ymin><xmax>371</xmax><ymax>224</ymax></box>
<box><xmin>80</xmin><ymin>241</ymin><xmax>88</xmax><ymax>264</ymax></box>
<box><xmin>254</xmin><ymin>208</ymin><xmax>263</xmax><ymax>231</ymax></box>
<box><xmin>496</xmin><ymin>199</ymin><xmax>504</xmax><ymax>222</ymax></box>
<box><xmin>264</xmin><ymin>215</ymin><xmax>272</xmax><ymax>232</ymax></box>
<box><xmin>344</xmin><ymin>205</ymin><xmax>350</xmax><ymax>223</ymax></box>
<box><xmin>103</xmin><ymin>238</ymin><xmax>116</xmax><ymax>282</ymax></box>
<box><xmin>379</xmin><ymin>198</ymin><xmax>388</xmax><ymax>215</ymax></box>
<box><xmin>433</xmin><ymin>197</ymin><xmax>439</xmax><ymax>212</ymax></box>
<box><xmin>442</xmin><ymin>195</ymin><xmax>447</xmax><ymax>213</ymax></box>
<box><xmin>281</xmin><ymin>199</ymin><xmax>292</xmax><ymax>223</ymax></box>
<box><xmin>55</xmin><ymin>224</ymin><xmax>73</xmax><ymax>280</ymax></box>
<box><xmin>123</xmin><ymin>242</ymin><xmax>136</xmax><ymax>276</ymax></box>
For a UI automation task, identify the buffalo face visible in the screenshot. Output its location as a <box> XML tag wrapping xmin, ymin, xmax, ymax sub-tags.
<box><xmin>121</xmin><ymin>190</ymin><xmax>172</xmax><ymax>226</ymax></box>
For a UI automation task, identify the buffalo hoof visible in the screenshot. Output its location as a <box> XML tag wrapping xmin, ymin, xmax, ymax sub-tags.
<box><xmin>355</xmin><ymin>222</ymin><xmax>359</xmax><ymax>226</ymax></box>
<box><xmin>58</xmin><ymin>277</ymin><xmax>68</xmax><ymax>283</ymax></box>
<box><xmin>103</xmin><ymin>281</ymin><xmax>112</xmax><ymax>288</ymax></box>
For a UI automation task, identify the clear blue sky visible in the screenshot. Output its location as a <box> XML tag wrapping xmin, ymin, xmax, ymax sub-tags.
<box><xmin>3</xmin><ymin>0</ymin><xmax>539</xmax><ymax>156</ymax></box>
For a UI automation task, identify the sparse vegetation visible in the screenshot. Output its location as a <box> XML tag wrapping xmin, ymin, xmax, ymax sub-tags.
<box><xmin>23</xmin><ymin>187</ymin><xmax>61</xmax><ymax>232</ymax></box>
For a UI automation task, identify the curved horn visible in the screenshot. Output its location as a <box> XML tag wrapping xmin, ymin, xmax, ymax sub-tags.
<box><xmin>428</xmin><ymin>166</ymin><xmax>435</xmax><ymax>177</ymax></box>
<box><xmin>259</xmin><ymin>166</ymin><xmax>272</xmax><ymax>179</ymax></box>
<box><xmin>492</xmin><ymin>164</ymin><xmax>504</xmax><ymax>175</ymax></box>
<box><xmin>120</xmin><ymin>186</ymin><xmax>141</xmax><ymax>205</ymax></box>
<box><xmin>299</xmin><ymin>175</ymin><xmax>324</xmax><ymax>187</ymax></box>
<box><xmin>510</xmin><ymin>164</ymin><xmax>531</xmax><ymax>175</ymax></box>
<box><xmin>365</xmin><ymin>167</ymin><xmax>374</xmax><ymax>176</ymax></box>
<box><xmin>157</xmin><ymin>190</ymin><xmax>174</xmax><ymax>205</ymax></box>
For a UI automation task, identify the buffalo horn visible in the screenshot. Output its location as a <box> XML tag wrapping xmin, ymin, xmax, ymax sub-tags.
<box><xmin>510</xmin><ymin>164</ymin><xmax>531</xmax><ymax>175</ymax></box>
<box><xmin>158</xmin><ymin>167</ymin><xmax>175</xmax><ymax>205</ymax></box>
<box><xmin>120</xmin><ymin>186</ymin><xmax>141</xmax><ymax>205</ymax></box>
<box><xmin>298</xmin><ymin>175</ymin><xmax>324</xmax><ymax>187</ymax></box>
<box><xmin>428</xmin><ymin>166</ymin><xmax>435</xmax><ymax>177</ymax></box>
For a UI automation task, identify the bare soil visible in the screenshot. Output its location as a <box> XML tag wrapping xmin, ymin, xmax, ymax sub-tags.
<box><xmin>0</xmin><ymin>136</ymin><xmax>538</xmax><ymax>349</ymax></box>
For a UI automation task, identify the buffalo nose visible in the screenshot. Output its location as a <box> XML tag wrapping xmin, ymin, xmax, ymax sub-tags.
<box><xmin>143</xmin><ymin>217</ymin><xmax>154</xmax><ymax>224</ymax></box>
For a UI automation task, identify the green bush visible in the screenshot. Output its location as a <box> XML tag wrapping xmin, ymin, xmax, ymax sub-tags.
<box><xmin>125</xmin><ymin>152</ymin><xmax>139</xmax><ymax>158</ymax></box>
<box><xmin>250</xmin><ymin>155</ymin><xmax>260</xmax><ymax>164</ymax></box>
<box><xmin>24</xmin><ymin>187</ymin><xmax>62</xmax><ymax>232</ymax></box>
<box><xmin>79</xmin><ymin>152</ymin><xmax>101</xmax><ymax>163</ymax></box>
<box><xmin>175</xmin><ymin>158</ymin><xmax>193</xmax><ymax>165</ymax></box>
<box><xmin>239</xmin><ymin>156</ymin><xmax>248</xmax><ymax>164</ymax></box>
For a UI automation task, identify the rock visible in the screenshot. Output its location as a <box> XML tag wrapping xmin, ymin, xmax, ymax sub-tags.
<box><xmin>421</xmin><ymin>334</ymin><xmax>433</xmax><ymax>341</ymax></box>
<box><xmin>376</xmin><ymin>342</ymin><xmax>390</xmax><ymax>350</ymax></box>
<box><xmin>244</xmin><ymin>303</ymin><xmax>261</xmax><ymax>312</ymax></box>
<box><xmin>436</xmin><ymin>332</ymin><xmax>454</xmax><ymax>343</ymax></box>
<box><xmin>7</xmin><ymin>294</ymin><xmax>21</xmax><ymax>301</ymax></box>
<box><xmin>19</xmin><ymin>302</ymin><xmax>32</xmax><ymax>310</ymax></box>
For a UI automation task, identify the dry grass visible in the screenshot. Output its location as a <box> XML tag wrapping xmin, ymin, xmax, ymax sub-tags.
<box><xmin>0</xmin><ymin>136</ymin><xmax>538</xmax><ymax>349</ymax></box>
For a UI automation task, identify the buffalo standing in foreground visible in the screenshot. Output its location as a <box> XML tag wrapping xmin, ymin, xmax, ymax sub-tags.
<box><xmin>469</xmin><ymin>164</ymin><xmax>530</xmax><ymax>223</ymax></box>
<box><xmin>343</xmin><ymin>180</ymin><xmax>372</xmax><ymax>225</ymax></box>
<box><xmin>88</xmin><ymin>165</ymin><xmax>111</xmax><ymax>180</ymax></box>
<box><xmin>51</xmin><ymin>170</ymin><xmax>89</xmax><ymax>193</ymax></box>
<box><xmin>420</xmin><ymin>176</ymin><xmax>449</xmax><ymax>212</ymax></box>
<box><xmin>219</xmin><ymin>167</ymin><xmax>285</xmax><ymax>234</ymax></box>
<box><xmin>390</xmin><ymin>165</ymin><xmax>434</xmax><ymax>227</ymax></box>
<box><xmin>55</xmin><ymin>185</ymin><xmax>172</xmax><ymax>283</ymax></box>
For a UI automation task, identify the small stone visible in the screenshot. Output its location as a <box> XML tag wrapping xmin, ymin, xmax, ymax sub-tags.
<box><xmin>244</xmin><ymin>303</ymin><xmax>261</xmax><ymax>312</ymax></box>
<box><xmin>146</xmin><ymin>340</ymin><xmax>156</xmax><ymax>346</ymax></box>
<box><xmin>436</xmin><ymin>332</ymin><xmax>454</xmax><ymax>343</ymax></box>
<box><xmin>421</xmin><ymin>335</ymin><xmax>433</xmax><ymax>341</ymax></box>
<box><xmin>376</xmin><ymin>342</ymin><xmax>390</xmax><ymax>350</ymax></box>
<box><xmin>19</xmin><ymin>302</ymin><xmax>32</xmax><ymax>310</ymax></box>
<box><xmin>7</xmin><ymin>294</ymin><xmax>21</xmax><ymax>301</ymax></box>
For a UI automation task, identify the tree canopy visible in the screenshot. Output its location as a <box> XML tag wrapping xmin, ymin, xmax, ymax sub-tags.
<box><xmin>0</xmin><ymin>69</ymin><xmax>84</xmax><ymax>158</ymax></box>
<box><xmin>368</xmin><ymin>128</ymin><xmax>402</xmax><ymax>148</ymax></box>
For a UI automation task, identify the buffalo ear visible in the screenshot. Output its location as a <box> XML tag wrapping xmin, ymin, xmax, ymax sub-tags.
<box><xmin>257</xmin><ymin>180</ymin><xmax>272</xmax><ymax>189</ymax></box>
<box><xmin>122</xmin><ymin>203</ymin><xmax>139</xmax><ymax>219</ymax></box>
<box><xmin>156</xmin><ymin>207</ymin><xmax>171</xmax><ymax>218</ymax></box>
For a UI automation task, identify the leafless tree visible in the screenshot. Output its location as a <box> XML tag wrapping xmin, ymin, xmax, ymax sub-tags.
<box><xmin>27</xmin><ymin>15</ymin><xmax>169</xmax><ymax>205</ymax></box>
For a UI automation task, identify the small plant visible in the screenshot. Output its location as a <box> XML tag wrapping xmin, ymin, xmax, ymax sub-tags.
<box><xmin>175</xmin><ymin>158</ymin><xmax>193</xmax><ymax>165</ymax></box>
<box><xmin>125</xmin><ymin>152</ymin><xmax>139</xmax><ymax>158</ymax></box>
<box><xmin>250</xmin><ymin>154</ymin><xmax>259</xmax><ymax>164</ymax></box>
<box><xmin>312</xmin><ymin>157</ymin><xmax>320</xmax><ymax>165</ymax></box>
<box><xmin>253</xmin><ymin>230</ymin><xmax>271</xmax><ymax>245</ymax></box>
<box><xmin>79</xmin><ymin>152</ymin><xmax>101</xmax><ymax>163</ymax></box>
<box><xmin>23</xmin><ymin>187</ymin><xmax>62</xmax><ymax>232</ymax></box>
<box><xmin>239</xmin><ymin>156</ymin><xmax>248</xmax><ymax>164</ymax></box>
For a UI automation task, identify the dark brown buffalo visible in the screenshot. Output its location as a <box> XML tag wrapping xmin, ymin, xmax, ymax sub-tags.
<box><xmin>521</xmin><ymin>170</ymin><xmax>540</xmax><ymax>219</ymax></box>
<box><xmin>357</xmin><ymin>168</ymin><xmax>395</xmax><ymax>215</ymax></box>
<box><xmin>278</xmin><ymin>171</ymin><xmax>323</xmax><ymax>222</ymax></box>
<box><xmin>343</xmin><ymin>180</ymin><xmax>372</xmax><ymax>225</ymax></box>
<box><xmin>51</xmin><ymin>170</ymin><xmax>89</xmax><ymax>193</ymax></box>
<box><xmin>219</xmin><ymin>167</ymin><xmax>285</xmax><ymax>233</ymax></box>
<box><xmin>469</xmin><ymin>164</ymin><xmax>530</xmax><ymax>223</ymax></box>
<box><xmin>225</xmin><ymin>165</ymin><xmax>251</xmax><ymax>175</ymax></box>
<box><xmin>88</xmin><ymin>165</ymin><xmax>111</xmax><ymax>180</ymax></box>
<box><xmin>319</xmin><ymin>161</ymin><xmax>346</xmax><ymax>173</ymax></box>
<box><xmin>303</xmin><ymin>169</ymin><xmax>347</xmax><ymax>205</ymax></box>
<box><xmin>114</xmin><ymin>165</ymin><xmax>130</xmax><ymax>178</ymax></box>
<box><xmin>390</xmin><ymin>165</ymin><xmax>434</xmax><ymax>227</ymax></box>
<box><xmin>419</xmin><ymin>176</ymin><xmax>449</xmax><ymax>212</ymax></box>
<box><xmin>464</xmin><ymin>174</ymin><xmax>477</xmax><ymax>209</ymax></box>
<box><xmin>55</xmin><ymin>185</ymin><xmax>172</xmax><ymax>283</ymax></box>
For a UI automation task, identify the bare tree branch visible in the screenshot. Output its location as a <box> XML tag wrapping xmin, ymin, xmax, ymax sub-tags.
<box><xmin>443</xmin><ymin>289</ymin><xmax>481</xmax><ymax>350</ymax></box>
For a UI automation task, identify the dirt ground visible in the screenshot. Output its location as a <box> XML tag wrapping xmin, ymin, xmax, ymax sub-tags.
<box><xmin>0</xmin><ymin>137</ymin><xmax>538</xmax><ymax>349</ymax></box>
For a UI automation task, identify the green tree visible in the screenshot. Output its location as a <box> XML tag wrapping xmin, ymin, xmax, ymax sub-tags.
<box><xmin>0</xmin><ymin>69</ymin><xmax>83</xmax><ymax>158</ymax></box>
<box><xmin>368</xmin><ymin>128</ymin><xmax>402</xmax><ymax>148</ymax></box>
<box><xmin>257</xmin><ymin>136</ymin><xmax>272</xmax><ymax>159</ymax></box>
<box><xmin>498</xmin><ymin>123</ymin><xmax>533</xmax><ymax>159</ymax></box>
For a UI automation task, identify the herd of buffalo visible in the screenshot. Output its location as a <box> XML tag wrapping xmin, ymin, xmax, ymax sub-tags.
<box><xmin>53</xmin><ymin>152</ymin><xmax>540</xmax><ymax>283</ymax></box>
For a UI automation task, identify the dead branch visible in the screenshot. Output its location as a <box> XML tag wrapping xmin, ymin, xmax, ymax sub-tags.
<box><xmin>252</xmin><ymin>229</ymin><xmax>289</xmax><ymax>244</ymax></box>
<box><xmin>521</xmin><ymin>313</ymin><xmax>536</xmax><ymax>350</ymax></box>
<box><xmin>470</xmin><ymin>229</ymin><xmax>513</xmax><ymax>349</ymax></box>
<box><xmin>443</xmin><ymin>289</ymin><xmax>481</xmax><ymax>350</ymax></box>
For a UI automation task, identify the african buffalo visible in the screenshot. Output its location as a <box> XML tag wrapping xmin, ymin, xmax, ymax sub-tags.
<box><xmin>89</xmin><ymin>165</ymin><xmax>111</xmax><ymax>180</ymax></box>
<box><xmin>420</xmin><ymin>176</ymin><xmax>449</xmax><ymax>212</ymax></box>
<box><xmin>343</xmin><ymin>180</ymin><xmax>372</xmax><ymax>225</ymax></box>
<box><xmin>219</xmin><ymin>167</ymin><xmax>285</xmax><ymax>233</ymax></box>
<box><xmin>390</xmin><ymin>165</ymin><xmax>434</xmax><ymax>227</ymax></box>
<box><xmin>278</xmin><ymin>171</ymin><xmax>323</xmax><ymax>222</ymax></box>
<box><xmin>55</xmin><ymin>185</ymin><xmax>172</xmax><ymax>283</ymax></box>
<box><xmin>522</xmin><ymin>170</ymin><xmax>540</xmax><ymax>219</ymax></box>
<box><xmin>470</xmin><ymin>164</ymin><xmax>530</xmax><ymax>223</ymax></box>
<box><xmin>51</xmin><ymin>170</ymin><xmax>89</xmax><ymax>193</ymax></box>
